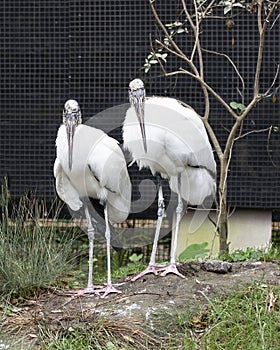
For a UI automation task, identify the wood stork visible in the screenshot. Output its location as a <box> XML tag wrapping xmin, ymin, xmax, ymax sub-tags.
<box><xmin>123</xmin><ymin>79</ymin><xmax>216</xmax><ymax>280</ymax></box>
<box><xmin>54</xmin><ymin>99</ymin><xmax>131</xmax><ymax>297</ymax></box>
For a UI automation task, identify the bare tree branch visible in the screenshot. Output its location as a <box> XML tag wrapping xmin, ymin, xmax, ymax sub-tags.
<box><xmin>270</xmin><ymin>11</ymin><xmax>280</xmax><ymax>29</ymax></box>
<box><xmin>257</xmin><ymin>0</ymin><xmax>263</xmax><ymax>34</ymax></box>
<box><xmin>222</xmin><ymin>94</ymin><xmax>263</xmax><ymax>164</ymax></box>
<box><xmin>234</xmin><ymin>126</ymin><xmax>273</xmax><ymax>141</ymax></box>
<box><xmin>149</xmin><ymin>0</ymin><xmax>213</xmax><ymax>120</ymax></box>
<box><xmin>264</xmin><ymin>63</ymin><xmax>280</xmax><ymax>96</ymax></box>
<box><xmin>181</xmin><ymin>0</ymin><xmax>210</xmax><ymax>119</ymax></box>
<box><xmin>253</xmin><ymin>0</ymin><xmax>280</xmax><ymax>96</ymax></box>
<box><xmin>254</xmin><ymin>0</ymin><xmax>265</xmax><ymax>96</ymax></box>
<box><xmin>265</xmin><ymin>0</ymin><xmax>280</xmax><ymax>26</ymax></box>
<box><xmin>203</xmin><ymin>119</ymin><xmax>223</xmax><ymax>159</ymax></box>
<box><xmin>181</xmin><ymin>0</ymin><xmax>199</xmax><ymax>63</ymax></box>
<box><xmin>202</xmin><ymin>48</ymin><xmax>246</xmax><ymax>104</ymax></box>
<box><xmin>199</xmin><ymin>0</ymin><xmax>216</xmax><ymax>20</ymax></box>
<box><xmin>154</xmin><ymin>39</ymin><xmax>212</xmax><ymax>119</ymax></box>
<box><xmin>149</xmin><ymin>35</ymin><xmax>167</xmax><ymax>75</ymax></box>
<box><xmin>267</xmin><ymin>125</ymin><xmax>278</xmax><ymax>167</ymax></box>
<box><xmin>155</xmin><ymin>39</ymin><xmax>191</xmax><ymax>63</ymax></box>
<box><xmin>149</xmin><ymin>0</ymin><xmax>186</xmax><ymax>58</ymax></box>
<box><xmin>165</xmin><ymin>68</ymin><xmax>239</xmax><ymax>120</ymax></box>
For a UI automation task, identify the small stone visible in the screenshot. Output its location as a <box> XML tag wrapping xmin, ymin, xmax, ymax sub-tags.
<box><xmin>201</xmin><ymin>260</ymin><xmax>232</xmax><ymax>274</ymax></box>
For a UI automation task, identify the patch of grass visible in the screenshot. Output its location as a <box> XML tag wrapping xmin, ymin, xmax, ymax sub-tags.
<box><xmin>219</xmin><ymin>245</ymin><xmax>280</xmax><ymax>263</ymax></box>
<box><xmin>0</xmin><ymin>180</ymin><xmax>77</xmax><ymax>297</ymax></box>
<box><xmin>175</xmin><ymin>281</ymin><xmax>280</xmax><ymax>349</ymax></box>
<box><xmin>111</xmin><ymin>260</ymin><xmax>146</xmax><ymax>280</ymax></box>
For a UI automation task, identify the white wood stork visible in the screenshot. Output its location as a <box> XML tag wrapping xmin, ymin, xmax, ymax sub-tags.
<box><xmin>54</xmin><ymin>99</ymin><xmax>131</xmax><ymax>297</ymax></box>
<box><xmin>123</xmin><ymin>79</ymin><xmax>216</xmax><ymax>280</ymax></box>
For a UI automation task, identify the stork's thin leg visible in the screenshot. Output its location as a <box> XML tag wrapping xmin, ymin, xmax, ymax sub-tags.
<box><xmin>131</xmin><ymin>181</ymin><xmax>166</xmax><ymax>281</ymax></box>
<box><xmin>98</xmin><ymin>201</ymin><xmax>122</xmax><ymax>298</ymax></box>
<box><xmin>84</xmin><ymin>205</ymin><xmax>96</xmax><ymax>292</ymax></box>
<box><xmin>67</xmin><ymin>206</ymin><xmax>101</xmax><ymax>295</ymax></box>
<box><xmin>159</xmin><ymin>173</ymin><xmax>185</xmax><ymax>278</ymax></box>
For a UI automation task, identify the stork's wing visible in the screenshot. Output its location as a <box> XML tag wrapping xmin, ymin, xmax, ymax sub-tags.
<box><xmin>148</xmin><ymin>97</ymin><xmax>216</xmax><ymax>175</ymax></box>
<box><xmin>53</xmin><ymin>158</ymin><xmax>83</xmax><ymax>211</ymax></box>
<box><xmin>86</xmin><ymin>136</ymin><xmax>127</xmax><ymax>194</ymax></box>
<box><xmin>86</xmin><ymin>135</ymin><xmax>131</xmax><ymax>223</ymax></box>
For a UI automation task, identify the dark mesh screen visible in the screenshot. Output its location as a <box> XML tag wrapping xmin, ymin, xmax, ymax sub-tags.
<box><xmin>1</xmin><ymin>1</ymin><xmax>280</xmax><ymax>210</ymax></box>
<box><xmin>1</xmin><ymin>1</ymin><xmax>68</xmax><ymax>196</ymax></box>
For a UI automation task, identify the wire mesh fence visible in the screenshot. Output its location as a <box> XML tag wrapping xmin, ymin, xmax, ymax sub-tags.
<box><xmin>1</xmin><ymin>0</ymin><xmax>279</xmax><ymax>211</ymax></box>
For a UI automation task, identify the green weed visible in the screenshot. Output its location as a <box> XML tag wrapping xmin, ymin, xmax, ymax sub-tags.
<box><xmin>175</xmin><ymin>281</ymin><xmax>280</xmax><ymax>349</ymax></box>
<box><xmin>0</xmin><ymin>180</ymin><xmax>77</xmax><ymax>297</ymax></box>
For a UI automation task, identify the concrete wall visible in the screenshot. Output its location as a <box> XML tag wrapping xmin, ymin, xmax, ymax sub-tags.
<box><xmin>173</xmin><ymin>209</ymin><xmax>272</xmax><ymax>258</ymax></box>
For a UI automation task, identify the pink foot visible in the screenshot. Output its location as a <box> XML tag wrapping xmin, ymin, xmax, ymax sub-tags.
<box><xmin>131</xmin><ymin>264</ymin><xmax>165</xmax><ymax>282</ymax></box>
<box><xmin>98</xmin><ymin>284</ymin><xmax>122</xmax><ymax>298</ymax></box>
<box><xmin>158</xmin><ymin>263</ymin><xmax>185</xmax><ymax>278</ymax></box>
<box><xmin>64</xmin><ymin>285</ymin><xmax>103</xmax><ymax>296</ymax></box>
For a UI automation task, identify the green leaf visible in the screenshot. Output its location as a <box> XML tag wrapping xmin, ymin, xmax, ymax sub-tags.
<box><xmin>161</xmin><ymin>53</ymin><xmax>168</xmax><ymax>62</ymax></box>
<box><xmin>224</xmin><ymin>5</ymin><xmax>232</xmax><ymax>14</ymax></box>
<box><xmin>238</xmin><ymin>103</ymin><xmax>246</xmax><ymax>111</ymax></box>
<box><xmin>230</xmin><ymin>101</ymin><xmax>239</xmax><ymax>109</ymax></box>
<box><xmin>233</xmin><ymin>2</ymin><xmax>245</xmax><ymax>8</ymax></box>
<box><xmin>129</xmin><ymin>253</ymin><xmax>143</xmax><ymax>263</ymax></box>
<box><xmin>144</xmin><ymin>63</ymin><xmax>151</xmax><ymax>73</ymax></box>
<box><xmin>165</xmin><ymin>22</ymin><xmax>173</xmax><ymax>28</ymax></box>
<box><xmin>164</xmin><ymin>37</ymin><xmax>170</xmax><ymax>46</ymax></box>
<box><xmin>230</xmin><ymin>101</ymin><xmax>246</xmax><ymax>111</ymax></box>
<box><xmin>179</xmin><ymin>242</ymin><xmax>209</xmax><ymax>261</ymax></box>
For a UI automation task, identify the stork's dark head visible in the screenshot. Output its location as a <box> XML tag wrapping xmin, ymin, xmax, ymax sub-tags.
<box><xmin>63</xmin><ymin>99</ymin><xmax>82</xmax><ymax>171</ymax></box>
<box><xmin>128</xmin><ymin>79</ymin><xmax>147</xmax><ymax>153</ymax></box>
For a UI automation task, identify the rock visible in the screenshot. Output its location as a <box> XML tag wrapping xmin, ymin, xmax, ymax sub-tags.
<box><xmin>201</xmin><ymin>260</ymin><xmax>232</xmax><ymax>273</ymax></box>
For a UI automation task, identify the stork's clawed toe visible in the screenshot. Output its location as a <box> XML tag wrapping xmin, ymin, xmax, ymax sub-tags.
<box><xmin>98</xmin><ymin>284</ymin><xmax>122</xmax><ymax>298</ymax></box>
<box><xmin>64</xmin><ymin>285</ymin><xmax>102</xmax><ymax>296</ymax></box>
<box><xmin>131</xmin><ymin>263</ymin><xmax>167</xmax><ymax>281</ymax></box>
<box><xmin>158</xmin><ymin>263</ymin><xmax>185</xmax><ymax>278</ymax></box>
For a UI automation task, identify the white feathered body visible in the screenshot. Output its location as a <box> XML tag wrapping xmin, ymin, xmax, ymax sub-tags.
<box><xmin>123</xmin><ymin>97</ymin><xmax>216</xmax><ymax>205</ymax></box>
<box><xmin>54</xmin><ymin>124</ymin><xmax>131</xmax><ymax>223</ymax></box>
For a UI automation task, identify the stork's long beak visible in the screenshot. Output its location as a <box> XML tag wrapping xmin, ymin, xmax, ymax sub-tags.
<box><xmin>66</xmin><ymin>115</ymin><xmax>77</xmax><ymax>171</ymax></box>
<box><xmin>132</xmin><ymin>89</ymin><xmax>147</xmax><ymax>153</ymax></box>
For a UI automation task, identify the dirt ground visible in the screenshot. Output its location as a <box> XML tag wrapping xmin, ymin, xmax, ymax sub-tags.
<box><xmin>1</xmin><ymin>260</ymin><xmax>279</xmax><ymax>349</ymax></box>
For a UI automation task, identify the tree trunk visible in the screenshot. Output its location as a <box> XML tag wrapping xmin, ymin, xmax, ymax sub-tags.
<box><xmin>217</xmin><ymin>156</ymin><xmax>230</xmax><ymax>255</ymax></box>
<box><xmin>218</xmin><ymin>195</ymin><xmax>229</xmax><ymax>254</ymax></box>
